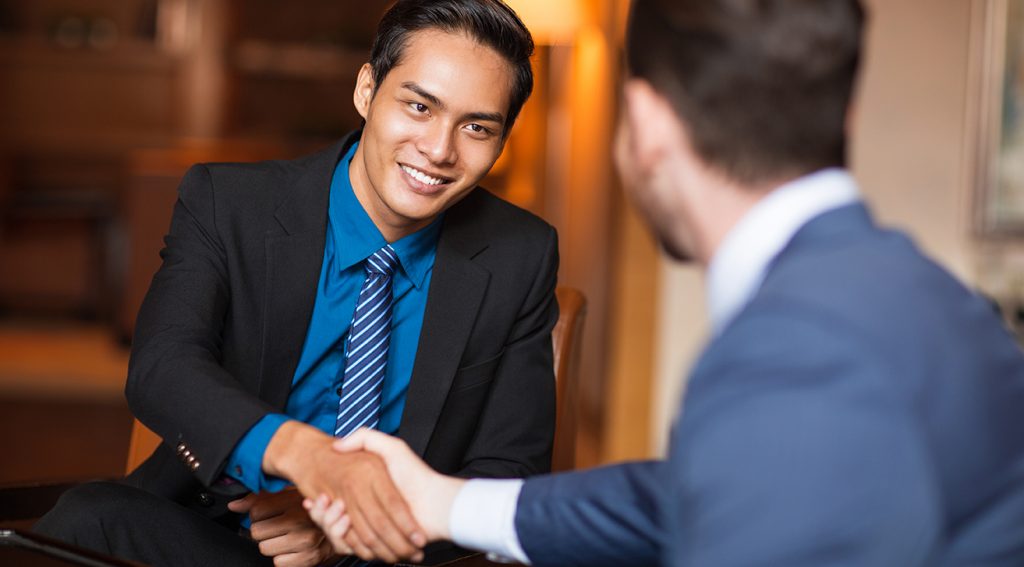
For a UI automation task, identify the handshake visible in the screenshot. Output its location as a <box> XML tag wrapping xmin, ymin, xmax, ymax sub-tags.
<box><xmin>303</xmin><ymin>429</ymin><xmax>464</xmax><ymax>563</ymax></box>
<box><xmin>230</xmin><ymin>422</ymin><xmax>466</xmax><ymax>566</ymax></box>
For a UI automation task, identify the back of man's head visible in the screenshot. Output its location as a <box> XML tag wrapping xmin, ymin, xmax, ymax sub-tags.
<box><xmin>627</xmin><ymin>0</ymin><xmax>865</xmax><ymax>185</ymax></box>
<box><xmin>370</xmin><ymin>0</ymin><xmax>535</xmax><ymax>135</ymax></box>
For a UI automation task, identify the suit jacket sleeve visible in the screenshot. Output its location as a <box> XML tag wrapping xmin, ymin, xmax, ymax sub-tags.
<box><xmin>515</xmin><ymin>461</ymin><xmax>667</xmax><ymax>567</ymax></box>
<box><xmin>454</xmin><ymin>225</ymin><xmax>560</xmax><ymax>479</ymax></box>
<box><xmin>125</xmin><ymin>164</ymin><xmax>278</xmax><ymax>486</ymax></box>
<box><xmin>512</xmin><ymin>302</ymin><xmax>945</xmax><ymax>567</ymax></box>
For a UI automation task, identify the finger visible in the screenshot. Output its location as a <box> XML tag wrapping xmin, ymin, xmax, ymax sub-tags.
<box><xmin>250</xmin><ymin>513</ymin><xmax>300</xmax><ymax>542</ymax></box>
<box><xmin>270</xmin><ymin>548</ymin><xmax>321</xmax><ymax>567</ymax></box>
<box><xmin>306</xmin><ymin>494</ymin><xmax>332</xmax><ymax>526</ymax></box>
<box><xmin>371</xmin><ymin>473</ymin><xmax>425</xmax><ymax>550</ymax></box>
<box><xmin>305</xmin><ymin>496</ymin><xmax>327</xmax><ymax>525</ymax></box>
<box><xmin>333</xmin><ymin>427</ymin><xmax>396</xmax><ymax>453</ymax></box>
<box><xmin>227</xmin><ymin>492</ymin><xmax>257</xmax><ymax>513</ymax></box>
<box><xmin>250</xmin><ymin>489</ymin><xmax>304</xmax><ymax>522</ymax></box>
<box><xmin>272</xmin><ymin>553</ymin><xmax>300</xmax><ymax>567</ymax></box>
<box><xmin>271</xmin><ymin>546</ymin><xmax>326</xmax><ymax>567</ymax></box>
<box><xmin>354</xmin><ymin>483</ymin><xmax>421</xmax><ymax>562</ymax></box>
<box><xmin>250</xmin><ymin>500</ymin><xmax>287</xmax><ymax>523</ymax></box>
<box><xmin>317</xmin><ymin>539</ymin><xmax>337</xmax><ymax>564</ymax></box>
<box><xmin>257</xmin><ymin>529</ymin><xmax>323</xmax><ymax>558</ymax></box>
<box><xmin>332</xmin><ymin>429</ymin><xmax>369</xmax><ymax>453</ymax></box>
<box><xmin>258</xmin><ymin>534</ymin><xmax>297</xmax><ymax>558</ymax></box>
<box><xmin>321</xmin><ymin>500</ymin><xmax>347</xmax><ymax>530</ymax></box>
<box><xmin>345</xmin><ymin>503</ymin><xmax>396</xmax><ymax>563</ymax></box>
<box><xmin>307</xmin><ymin>497</ymin><xmax>342</xmax><ymax>529</ymax></box>
<box><xmin>326</xmin><ymin>514</ymin><xmax>353</xmax><ymax>553</ymax></box>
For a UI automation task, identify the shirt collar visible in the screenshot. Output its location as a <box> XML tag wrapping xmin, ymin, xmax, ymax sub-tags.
<box><xmin>389</xmin><ymin>215</ymin><xmax>443</xmax><ymax>289</ymax></box>
<box><xmin>706</xmin><ymin>168</ymin><xmax>861</xmax><ymax>334</ymax></box>
<box><xmin>328</xmin><ymin>142</ymin><xmax>442</xmax><ymax>289</ymax></box>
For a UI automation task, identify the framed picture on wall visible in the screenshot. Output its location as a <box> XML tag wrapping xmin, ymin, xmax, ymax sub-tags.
<box><xmin>974</xmin><ymin>0</ymin><xmax>1024</xmax><ymax>235</ymax></box>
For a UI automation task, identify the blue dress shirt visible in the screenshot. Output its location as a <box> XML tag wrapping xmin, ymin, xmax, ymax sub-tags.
<box><xmin>225</xmin><ymin>142</ymin><xmax>442</xmax><ymax>492</ymax></box>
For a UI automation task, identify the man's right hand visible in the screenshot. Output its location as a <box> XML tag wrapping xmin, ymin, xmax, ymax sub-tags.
<box><xmin>262</xmin><ymin>421</ymin><xmax>426</xmax><ymax>563</ymax></box>
<box><xmin>305</xmin><ymin>428</ymin><xmax>466</xmax><ymax>555</ymax></box>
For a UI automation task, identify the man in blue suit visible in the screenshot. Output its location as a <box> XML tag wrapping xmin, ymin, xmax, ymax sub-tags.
<box><xmin>306</xmin><ymin>0</ymin><xmax>1024</xmax><ymax>564</ymax></box>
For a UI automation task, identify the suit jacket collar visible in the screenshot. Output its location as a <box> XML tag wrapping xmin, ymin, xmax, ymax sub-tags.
<box><xmin>259</xmin><ymin>132</ymin><xmax>358</xmax><ymax>407</ymax></box>
<box><xmin>707</xmin><ymin>169</ymin><xmax>860</xmax><ymax>334</ymax></box>
<box><xmin>272</xmin><ymin>132</ymin><xmax>359</xmax><ymax>237</ymax></box>
<box><xmin>776</xmin><ymin>201</ymin><xmax>876</xmax><ymax>258</ymax></box>
<box><xmin>398</xmin><ymin>189</ymin><xmax>492</xmax><ymax>456</ymax></box>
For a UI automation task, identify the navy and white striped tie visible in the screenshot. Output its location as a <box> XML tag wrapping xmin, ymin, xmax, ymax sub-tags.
<box><xmin>335</xmin><ymin>245</ymin><xmax>398</xmax><ymax>438</ymax></box>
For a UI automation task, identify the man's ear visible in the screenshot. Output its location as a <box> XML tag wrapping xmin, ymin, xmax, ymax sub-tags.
<box><xmin>353</xmin><ymin>63</ymin><xmax>376</xmax><ymax>120</ymax></box>
<box><xmin>621</xmin><ymin>78</ymin><xmax>681</xmax><ymax>171</ymax></box>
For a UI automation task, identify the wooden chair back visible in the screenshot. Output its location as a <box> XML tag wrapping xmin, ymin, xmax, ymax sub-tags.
<box><xmin>550</xmin><ymin>286</ymin><xmax>586</xmax><ymax>472</ymax></box>
<box><xmin>125</xmin><ymin>286</ymin><xmax>587</xmax><ymax>474</ymax></box>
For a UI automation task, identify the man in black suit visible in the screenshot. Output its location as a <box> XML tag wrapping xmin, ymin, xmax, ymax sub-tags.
<box><xmin>36</xmin><ymin>1</ymin><xmax>557</xmax><ymax>565</ymax></box>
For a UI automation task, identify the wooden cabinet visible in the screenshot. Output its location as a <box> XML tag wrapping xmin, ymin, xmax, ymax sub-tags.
<box><xmin>0</xmin><ymin>0</ymin><xmax>389</xmax><ymax>319</ymax></box>
<box><xmin>0</xmin><ymin>0</ymin><xmax>179</xmax><ymax>316</ymax></box>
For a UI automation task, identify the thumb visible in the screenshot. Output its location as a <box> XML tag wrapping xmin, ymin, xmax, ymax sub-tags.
<box><xmin>333</xmin><ymin>427</ymin><xmax>406</xmax><ymax>458</ymax></box>
<box><xmin>332</xmin><ymin>433</ymin><xmax>367</xmax><ymax>453</ymax></box>
<box><xmin>227</xmin><ymin>492</ymin><xmax>257</xmax><ymax>513</ymax></box>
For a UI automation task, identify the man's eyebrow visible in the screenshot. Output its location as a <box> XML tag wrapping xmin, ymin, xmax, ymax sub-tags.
<box><xmin>402</xmin><ymin>81</ymin><xmax>505</xmax><ymax>125</ymax></box>
<box><xmin>402</xmin><ymin>82</ymin><xmax>445</xmax><ymax>110</ymax></box>
<box><xmin>465</xmin><ymin>111</ymin><xmax>505</xmax><ymax>125</ymax></box>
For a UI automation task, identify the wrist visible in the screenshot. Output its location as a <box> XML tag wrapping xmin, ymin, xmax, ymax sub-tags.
<box><xmin>430</xmin><ymin>475</ymin><xmax>466</xmax><ymax>541</ymax></box>
<box><xmin>263</xmin><ymin>420</ymin><xmax>326</xmax><ymax>482</ymax></box>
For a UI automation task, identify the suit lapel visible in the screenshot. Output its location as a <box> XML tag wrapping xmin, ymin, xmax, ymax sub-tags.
<box><xmin>399</xmin><ymin>192</ymin><xmax>491</xmax><ymax>456</ymax></box>
<box><xmin>258</xmin><ymin>134</ymin><xmax>356</xmax><ymax>408</ymax></box>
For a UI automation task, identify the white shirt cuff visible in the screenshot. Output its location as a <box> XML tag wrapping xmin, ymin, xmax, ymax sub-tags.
<box><xmin>449</xmin><ymin>478</ymin><xmax>530</xmax><ymax>565</ymax></box>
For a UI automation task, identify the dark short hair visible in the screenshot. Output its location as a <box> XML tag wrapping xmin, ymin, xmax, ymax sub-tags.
<box><xmin>370</xmin><ymin>0</ymin><xmax>535</xmax><ymax>134</ymax></box>
<box><xmin>626</xmin><ymin>0</ymin><xmax>865</xmax><ymax>184</ymax></box>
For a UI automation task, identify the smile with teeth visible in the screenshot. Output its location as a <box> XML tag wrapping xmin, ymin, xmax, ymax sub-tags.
<box><xmin>401</xmin><ymin>164</ymin><xmax>449</xmax><ymax>186</ymax></box>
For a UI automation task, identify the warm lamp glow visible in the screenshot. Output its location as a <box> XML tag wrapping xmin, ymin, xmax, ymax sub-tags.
<box><xmin>507</xmin><ymin>0</ymin><xmax>584</xmax><ymax>44</ymax></box>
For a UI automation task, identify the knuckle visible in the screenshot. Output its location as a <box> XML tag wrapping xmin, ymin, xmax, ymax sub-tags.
<box><xmin>299</xmin><ymin>531</ymin><xmax>318</xmax><ymax>547</ymax></box>
<box><xmin>394</xmin><ymin>538</ymin><xmax>414</xmax><ymax>553</ymax></box>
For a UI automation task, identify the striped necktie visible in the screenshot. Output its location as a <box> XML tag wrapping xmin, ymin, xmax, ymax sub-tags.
<box><xmin>335</xmin><ymin>245</ymin><xmax>398</xmax><ymax>438</ymax></box>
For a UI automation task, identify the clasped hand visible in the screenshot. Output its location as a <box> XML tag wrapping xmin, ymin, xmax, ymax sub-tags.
<box><xmin>229</xmin><ymin>487</ymin><xmax>334</xmax><ymax>567</ymax></box>
<box><xmin>259</xmin><ymin>422</ymin><xmax>430</xmax><ymax>564</ymax></box>
<box><xmin>303</xmin><ymin>428</ymin><xmax>466</xmax><ymax>562</ymax></box>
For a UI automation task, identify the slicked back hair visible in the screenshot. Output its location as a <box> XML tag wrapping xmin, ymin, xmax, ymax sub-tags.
<box><xmin>626</xmin><ymin>0</ymin><xmax>865</xmax><ymax>184</ymax></box>
<box><xmin>369</xmin><ymin>0</ymin><xmax>534</xmax><ymax>135</ymax></box>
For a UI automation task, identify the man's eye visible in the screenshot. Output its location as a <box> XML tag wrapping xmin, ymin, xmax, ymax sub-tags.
<box><xmin>467</xmin><ymin>124</ymin><xmax>488</xmax><ymax>134</ymax></box>
<box><xmin>410</xmin><ymin>103</ymin><xmax>428</xmax><ymax>113</ymax></box>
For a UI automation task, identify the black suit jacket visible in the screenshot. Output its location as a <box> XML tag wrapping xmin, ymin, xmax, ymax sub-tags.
<box><xmin>124</xmin><ymin>131</ymin><xmax>558</xmax><ymax>511</ymax></box>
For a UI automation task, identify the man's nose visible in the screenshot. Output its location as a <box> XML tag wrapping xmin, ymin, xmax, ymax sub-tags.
<box><xmin>417</xmin><ymin>123</ymin><xmax>458</xmax><ymax>166</ymax></box>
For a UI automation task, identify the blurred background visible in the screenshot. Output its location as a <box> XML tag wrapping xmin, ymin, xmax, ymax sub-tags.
<box><xmin>0</xmin><ymin>0</ymin><xmax>1019</xmax><ymax>488</ymax></box>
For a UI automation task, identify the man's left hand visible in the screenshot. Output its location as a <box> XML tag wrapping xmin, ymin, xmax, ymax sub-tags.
<box><xmin>229</xmin><ymin>488</ymin><xmax>335</xmax><ymax>567</ymax></box>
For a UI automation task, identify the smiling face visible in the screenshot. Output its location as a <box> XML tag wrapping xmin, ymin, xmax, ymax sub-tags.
<box><xmin>349</xmin><ymin>29</ymin><xmax>515</xmax><ymax>242</ymax></box>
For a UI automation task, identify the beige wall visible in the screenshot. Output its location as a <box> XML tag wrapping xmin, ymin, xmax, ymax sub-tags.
<box><xmin>853</xmin><ymin>0</ymin><xmax>975</xmax><ymax>281</ymax></box>
<box><xmin>649</xmin><ymin>0</ymin><xmax>981</xmax><ymax>453</ymax></box>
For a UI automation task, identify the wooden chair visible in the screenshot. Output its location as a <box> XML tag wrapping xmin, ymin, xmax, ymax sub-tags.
<box><xmin>550</xmin><ymin>286</ymin><xmax>586</xmax><ymax>472</ymax></box>
<box><xmin>125</xmin><ymin>286</ymin><xmax>587</xmax><ymax>474</ymax></box>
